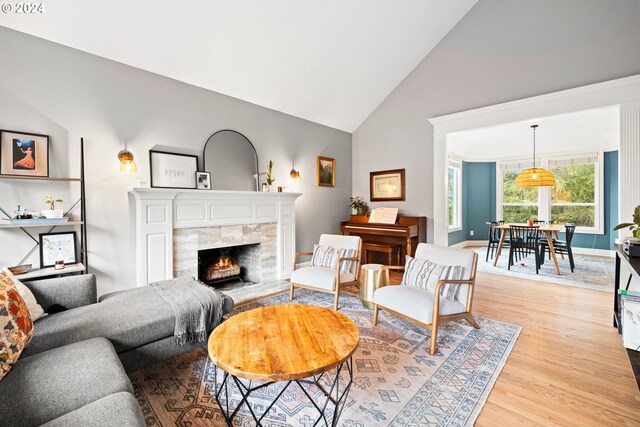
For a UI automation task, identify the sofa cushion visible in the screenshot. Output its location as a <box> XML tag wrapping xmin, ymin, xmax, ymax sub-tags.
<box><xmin>290</xmin><ymin>266</ymin><xmax>355</xmax><ymax>291</ymax></box>
<box><xmin>2</xmin><ymin>268</ymin><xmax>44</xmax><ymax>321</ymax></box>
<box><xmin>373</xmin><ymin>285</ymin><xmax>466</xmax><ymax>325</ymax></box>
<box><xmin>41</xmin><ymin>392</ymin><xmax>145</xmax><ymax>427</ymax></box>
<box><xmin>0</xmin><ymin>271</ymin><xmax>33</xmax><ymax>381</ymax></box>
<box><xmin>23</xmin><ymin>286</ymin><xmax>175</xmax><ymax>357</ymax></box>
<box><xmin>401</xmin><ymin>256</ymin><xmax>463</xmax><ymax>302</ymax></box>
<box><xmin>0</xmin><ymin>337</ymin><xmax>133</xmax><ymax>426</ymax></box>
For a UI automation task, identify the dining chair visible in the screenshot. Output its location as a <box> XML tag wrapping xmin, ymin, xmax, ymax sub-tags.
<box><xmin>508</xmin><ymin>225</ymin><xmax>542</xmax><ymax>274</ymax></box>
<box><xmin>485</xmin><ymin>221</ymin><xmax>500</xmax><ymax>262</ymax></box>
<box><xmin>539</xmin><ymin>224</ymin><xmax>576</xmax><ymax>272</ymax></box>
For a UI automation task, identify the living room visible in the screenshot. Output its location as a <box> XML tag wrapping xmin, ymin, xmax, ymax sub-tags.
<box><xmin>1</xmin><ymin>1</ymin><xmax>640</xmax><ymax>426</ymax></box>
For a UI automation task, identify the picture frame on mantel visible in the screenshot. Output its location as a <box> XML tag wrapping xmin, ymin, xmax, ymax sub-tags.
<box><xmin>0</xmin><ymin>129</ymin><xmax>49</xmax><ymax>177</ymax></box>
<box><xmin>149</xmin><ymin>150</ymin><xmax>198</xmax><ymax>189</ymax></box>
<box><xmin>370</xmin><ymin>168</ymin><xmax>405</xmax><ymax>201</ymax></box>
<box><xmin>317</xmin><ymin>156</ymin><xmax>335</xmax><ymax>187</ymax></box>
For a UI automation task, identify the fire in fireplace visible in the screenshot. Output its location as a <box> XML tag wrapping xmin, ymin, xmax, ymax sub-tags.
<box><xmin>198</xmin><ymin>243</ymin><xmax>261</xmax><ymax>286</ymax></box>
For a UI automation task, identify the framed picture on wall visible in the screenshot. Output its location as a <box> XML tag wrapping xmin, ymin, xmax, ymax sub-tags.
<box><xmin>370</xmin><ymin>168</ymin><xmax>405</xmax><ymax>201</ymax></box>
<box><xmin>150</xmin><ymin>150</ymin><xmax>198</xmax><ymax>189</ymax></box>
<box><xmin>196</xmin><ymin>171</ymin><xmax>211</xmax><ymax>190</ymax></box>
<box><xmin>0</xmin><ymin>130</ymin><xmax>49</xmax><ymax>177</ymax></box>
<box><xmin>317</xmin><ymin>156</ymin><xmax>335</xmax><ymax>187</ymax></box>
<box><xmin>39</xmin><ymin>231</ymin><xmax>78</xmax><ymax>268</ymax></box>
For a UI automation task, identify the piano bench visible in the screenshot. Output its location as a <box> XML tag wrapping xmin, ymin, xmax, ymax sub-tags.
<box><xmin>362</xmin><ymin>242</ymin><xmax>401</xmax><ymax>266</ymax></box>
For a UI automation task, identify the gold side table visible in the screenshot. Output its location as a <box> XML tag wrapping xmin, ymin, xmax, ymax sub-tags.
<box><xmin>359</xmin><ymin>264</ymin><xmax>389</xmax><ymax>309</ymax></box>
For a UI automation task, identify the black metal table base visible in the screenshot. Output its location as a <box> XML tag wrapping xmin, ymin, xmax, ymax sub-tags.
<box><xmin>213</xmin><ymin>357</ymin><xmax>353</xmax><ymax>426</ymax></box>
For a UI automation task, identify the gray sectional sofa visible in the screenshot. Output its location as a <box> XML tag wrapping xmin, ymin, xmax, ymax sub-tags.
<box><xmin>0</xmin><ymin>274</ymin><xmax>233</xmax><ymax>427</ymax></box>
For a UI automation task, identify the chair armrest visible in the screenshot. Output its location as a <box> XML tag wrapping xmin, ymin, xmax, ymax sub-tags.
<box><xmin>293</xmin><ymin>251</ymin><xmax>314</xmax><ymax>271</ymax></box>
<box><xmin>23</xmin><ymin>274</ymin><xmax>97</xmax><ymax>311</ymax></box>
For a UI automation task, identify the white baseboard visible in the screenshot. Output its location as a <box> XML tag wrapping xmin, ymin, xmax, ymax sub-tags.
<box><xmin>449</xmin><ymin>240</ymin><xmax>614</xmax><ymax>257</ymax></box>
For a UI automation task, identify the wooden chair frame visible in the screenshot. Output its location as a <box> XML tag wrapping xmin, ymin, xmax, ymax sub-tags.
<box><xmin>289</xmin><ymin>240</ymin><xmax>363</xmax><ymax>310</ymax></box>
<box><xmin>372</xmin><ymin>252</ymin><xmax>479</xmax><ymax>355</ymax></box>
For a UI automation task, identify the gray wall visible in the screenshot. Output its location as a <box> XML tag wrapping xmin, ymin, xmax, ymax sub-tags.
<box><xmin>0</xmin><ymin>27</ymin><xmax>352</xmax><ymax>296</ymax></box>
<box><xmin>352</xmin><ymin>0</ymin><xmax>640</xmax><ymax>241</ymax></box>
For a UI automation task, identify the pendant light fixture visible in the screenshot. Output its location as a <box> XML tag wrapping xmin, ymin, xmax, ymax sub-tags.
<box><xmin>516</xmin><ymin>124</ymin><xmax>555</xmax><ymax>188</ymax></box>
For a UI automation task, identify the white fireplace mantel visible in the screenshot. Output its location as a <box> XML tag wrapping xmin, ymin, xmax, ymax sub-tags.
<box><xmin>130</xmin><ymin>188</ymin><xmax>302</xmax><ymax>286</ymax></box>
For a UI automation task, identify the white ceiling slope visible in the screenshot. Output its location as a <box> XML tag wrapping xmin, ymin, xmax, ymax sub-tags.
<box><xmin>0</xmin><ymin>0</ymin><xmax>476</xmax><ymax>132</ymax></box>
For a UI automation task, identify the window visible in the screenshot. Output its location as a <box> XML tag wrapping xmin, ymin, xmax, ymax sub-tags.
<box><xmin>448</xmin><ymin>160</ymin><xmax>461</xmax><ymax>231</ymax></box>
<box><xmin>501</xmin><ymin>164</ymin><xmax>538</xmax><ymax>223</ymax></box>
<box><xmin>550</xmin><ymin>155</ymin><xmax>598</xmax><ymax>229</ymax></box>
<box><xmin>498</xmin><ymin>152</ymin><xmax>602</xmax><ymax>233</ymax></box>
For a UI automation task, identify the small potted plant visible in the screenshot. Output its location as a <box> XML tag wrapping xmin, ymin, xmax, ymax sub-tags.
<box><xmin>42</xmin><ymin>195</ymin><xmax>64</xmax><ymax>219</ymax></box>
<box><xmin>349</xmin><ymin>196</ymin><xmax>369</xmax><ymax>215</ymax></box>
<box><xmin>614</xmin><ymin>205</ymin><xmax>640</xmax><ymax>239</ymax></box>
<box><xmin>266</xmin><ymin>160</ymin><xmax>275</xmax><ymax>191</ymax></box>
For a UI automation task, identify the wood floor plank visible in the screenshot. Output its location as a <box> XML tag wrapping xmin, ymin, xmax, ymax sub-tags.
<box><xmin>471</xmin><ymin>269</ymin><xmax>640</xmax><ymax>426</ymax></box>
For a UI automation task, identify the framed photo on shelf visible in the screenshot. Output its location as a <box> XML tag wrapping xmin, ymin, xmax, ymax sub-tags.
<box><xmin>317</xmin><ymin>156</ymin><xmax>335</xmax><ymax>187</ymax></box>
<box><xmin>196</xmin><ymin>171</ymin><xmax>211</xmax><ymax>190</ymax></box>
<box><xmin>0</xmin><ymin>130</ymin><xmax>49</xmax><ymax>177</ymax></box>
<box><xmin>370</xmin><ymin>168</ymin><xmax>405</xmax><ymax>201</ymax></box>
<box><xmin>149</xmin><ymin>150</ymin><xmax>198</xmax><ymax>189</ymax></box>
<box><xmin>39</xmin><ymin>231</ymin><xmax>78</xmax><ymax>268</ymax></box>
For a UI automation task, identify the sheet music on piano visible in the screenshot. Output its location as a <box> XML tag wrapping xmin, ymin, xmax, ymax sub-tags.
<box><xmin>368</xmin><ymin>207</ymin><xmax>399</xmax><ymax>224</ymax></box>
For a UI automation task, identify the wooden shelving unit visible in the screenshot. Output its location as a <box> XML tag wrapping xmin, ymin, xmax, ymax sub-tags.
<box><xmin>0</xmin><ymin>138</ymin><xmax>88</xmax><ymax>280</ymax></box>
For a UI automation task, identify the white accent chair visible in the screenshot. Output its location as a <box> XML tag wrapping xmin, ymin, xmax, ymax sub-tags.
<box><xmin>289</xmin><ymin>234</ymin><xmax>362</xmax><ymax>310</ymax></box>
<box><xmin>372</xmin><ymin>243</ymin><xmax>479</xmax><ymax>355</ymax></box>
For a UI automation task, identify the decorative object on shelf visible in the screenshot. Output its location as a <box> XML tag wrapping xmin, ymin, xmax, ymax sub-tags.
<box><xmin>261</xmin><ymin>182</ymin><xmax>268</xmax><ymax>192</ymax></box>
<box><xmin>614</xmin><ymin>205</ymin><xmax>640</xmax><ymax>238</ymax></box>
<box><xmin>349</xmin><ymin>196</ymin><xmax>369</xmax><ymax>215</ymax></box>
<box><xmin>0</xmin><ymin>130</ymin><xmax>49</xmax><ymax>177</ymax></box>
<box><xmin>7</xmin><ymin>264</ymin><xmax>31</xmax><ymax>275</ymax></box>
<box><xmin>117</xmin><ymin>147</ymin><xmax>137</xmax><ymax>173</ymax></box>
<box><xmin>196</xmin><ymin>171</ymin><xmax>211</xmax><ymax>190</ymax></box>
<box><xmin>370</xmin><ymin>168</ymin><xmax>405</xmax><ymax>201</ymax></box>
<box><xmin>266</xmin><ymin>160</ymin><xmax>275</xmax><ymax>190</ymax></box>
<box><xmin>516</xmin><ymin>125</ymin><xmax>555</xmax><ymax>188</ymax></box>
<box><xmin>149</xmin><ymin>150</ymin><xmax>198</xmax><ymax>189</ymax></box>
<box><xmin>290</xmin><ymin>167</ymin><xmax>302</xmax><ymax>184</ymax></box>
<box><xmin>8</xmin><ymin>217</ymin><xmax>69</xmax><ymax>225</ymax></box>
<box><xmin>42</xmin><ymin>195</ymin><xmax>63</xmax><ymax>219</ymax></box>
<box><xmin>317</xmin><ymin>156</ymin><xmax>335</xmax><ymax>187</ymax></box>
<box><xmin>277</xmin><ymin>186</ymin><xmax>284</xmax><ymax>192</ymax></box>
<box><xmin>39</xmin><ymin>231</ymin><xmax>78</xmax><ymax>268</ymax></box>
<box><xmin>13</xmin><ymin>205</ymin><xmax>31</xmax><ymax>220</ymax></box>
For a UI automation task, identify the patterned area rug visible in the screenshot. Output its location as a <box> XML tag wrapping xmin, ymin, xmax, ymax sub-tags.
<box><xmin>130</xmin><ymin>287</ymin><xmax>520</xmax><ymax>426</ymax></box>
<box><xmin>473</xmin><ymin>246</ymin><xmax>615</xmax><ymax>292</ymax></box>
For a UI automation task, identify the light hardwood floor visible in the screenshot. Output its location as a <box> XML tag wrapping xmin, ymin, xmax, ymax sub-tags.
<box><xmin>470</xmin><ymin>270</ymin><xmax>640</xmax><ymax>426</ymax></box>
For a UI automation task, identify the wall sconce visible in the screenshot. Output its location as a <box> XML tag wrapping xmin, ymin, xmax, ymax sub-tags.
<box><xmin>290</xmin><ymin>168</ymin><xmax>302</xmax><ymax>184</ymax></box>
<box><xmin>118</xmin><ymin>149</ymin><xmax>137</xmax><ymax>173</ymax></box>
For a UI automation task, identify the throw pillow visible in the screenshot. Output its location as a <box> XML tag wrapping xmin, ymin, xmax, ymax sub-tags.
<box><xmin>0</xmin><ymin>271</ymin><xmax>34</xmax><ymax>381</ymax></box>
<box><xmin>310</xmin><ymin>245</ymin><xmax>339</xmax><ymax>268</ymax></box>
<box><xmin>1</xmin><ymin>268</ymin><xmax>44</xmax><ymax>321</ymax></box>
<box><xmin>401</xmin><ymin>256</ymin><xmax>464</xmax><ymax>302</ymax></box>
<box><xmin>337</xmin><ymin>248</ymin><xmax>358</xmax><ymax>274</ymax></box>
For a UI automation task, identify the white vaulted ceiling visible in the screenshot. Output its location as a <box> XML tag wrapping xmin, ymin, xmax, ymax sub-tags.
<box><xmin>0</xmin><ymin>0</ymin><xmax>476</xmax><ymax>132</ymax></box>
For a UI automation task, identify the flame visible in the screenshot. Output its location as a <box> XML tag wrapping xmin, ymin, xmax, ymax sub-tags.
<box><xmin>212</xmin><ymin>257</ymin><xmax>237</xmax><ymax>271</ymax></box>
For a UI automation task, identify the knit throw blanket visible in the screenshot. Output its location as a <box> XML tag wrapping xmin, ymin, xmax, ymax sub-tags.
<box><xmin>150</xmin><ymin>277</ymin><xmax>225</xmax><ymax>345</ymax></box>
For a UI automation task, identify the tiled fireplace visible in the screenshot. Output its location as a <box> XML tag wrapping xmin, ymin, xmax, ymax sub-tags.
<box><xmin>130</xmin><ymin>188</ymin><xmax>301</xmax><ymax>287</ymax></box>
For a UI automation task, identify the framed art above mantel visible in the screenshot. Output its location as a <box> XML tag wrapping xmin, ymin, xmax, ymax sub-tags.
<box><xmin>150</xmin><ymin>150</ymin><xmax>198</xmax><ymax>189</ymax></box>
<box><xmin>370</xmin><ymin>169</ymin><xmax>405</xmax><ymax>201</ymax></box>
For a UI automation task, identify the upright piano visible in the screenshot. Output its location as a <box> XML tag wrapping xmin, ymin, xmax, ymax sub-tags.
<box><xmin>340</xmin><ymin>215</ymin><xmax>427</xmax><ymax>264</ymax></box>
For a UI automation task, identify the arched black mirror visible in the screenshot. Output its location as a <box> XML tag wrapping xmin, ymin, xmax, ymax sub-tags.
<box><xmin>203</xmin><ymin>130</ymin><xmax>259</xmax><ymax>191</ymax></box>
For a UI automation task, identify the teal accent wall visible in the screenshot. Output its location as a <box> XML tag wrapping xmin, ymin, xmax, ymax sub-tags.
<box><xmin>448</xmin><ymin>162</ymin><xmax>496</xmax><ymax>245</ymax></box>
<box><xmin>449</xmin><ymin>151</ymin><xmax>618</xmax><ymax>250</ymax></box>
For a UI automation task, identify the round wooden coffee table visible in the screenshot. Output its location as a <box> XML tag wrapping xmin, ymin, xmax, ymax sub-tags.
<box><xmin>208</xmin><ymin>304</ymin><xmax>359</xmax><ymax>426</ymax></box>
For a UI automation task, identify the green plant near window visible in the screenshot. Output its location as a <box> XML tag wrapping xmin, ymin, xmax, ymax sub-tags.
<box><xmin>43</xmin><ymin>195</ymin><xmax>63</xmax><ymax>210</ymax></box>
<box><xmin>613</xmin><ymin>205</ymin><xmax>640</xmax><ymax>238</ymax></box>
<box><xmin>266</xmin><ymin>160</ymin><xmax>275</xmax><ymax>185</ymax></box>
<box><xmin>349</xmin><ymin>196</ymin><xmax>369</xmax><ymax>215</ymax></box>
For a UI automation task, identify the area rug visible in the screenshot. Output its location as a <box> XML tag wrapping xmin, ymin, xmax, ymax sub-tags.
<box><xmin>473</xmin><ymin>246</ymin><xmax>615</xmax><ymax>293</ymax></box>
<box><xmin>130</xmin><ymin>287</ymin><xmax>521</xmax><ymax>426</ymax></box>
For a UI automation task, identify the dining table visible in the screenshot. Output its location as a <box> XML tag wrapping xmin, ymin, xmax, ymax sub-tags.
<box><xmin>492</xmin><ymin>223</ymin><xmax>564</xmax><ymax>275</ymax></box>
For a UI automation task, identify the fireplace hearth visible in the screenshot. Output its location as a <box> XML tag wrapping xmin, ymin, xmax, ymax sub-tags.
<box><xmin>198</xmin><ymin>243</ymin><xmax>261</xmax><ymax>286</ymax></box>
